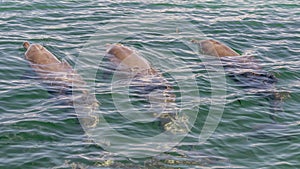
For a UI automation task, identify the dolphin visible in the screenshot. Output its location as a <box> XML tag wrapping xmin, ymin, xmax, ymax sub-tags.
<box><xmin>23</xmin><ymin>41</ymin><xmax>99</xmax><ymax>128</ymax></box>
<box><xmin>105</xmin><ymin>44</ymin><xmax>187</xmax><ymax>133</ymax></box>
<box><xmin>23</xmin><ymin>41</ymin><xmax>85</xmax><ymax>94</ymax></box>
<box><xmin>193</xmin><ymin>39</ymin><xmax>286</xmax><ymax>120</ymax></box>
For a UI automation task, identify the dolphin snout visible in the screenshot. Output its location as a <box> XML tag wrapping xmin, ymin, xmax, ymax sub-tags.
<box><xmin>23</xmin><ymin>41</ymin><xmax>30</xmax><ymax>49</ymax></box>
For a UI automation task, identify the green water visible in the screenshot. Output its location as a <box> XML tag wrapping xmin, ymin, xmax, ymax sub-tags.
<box><xmin>1</xmin><ymin>0</ymin><xmax>299</xmax><ymax>168</ymax></box>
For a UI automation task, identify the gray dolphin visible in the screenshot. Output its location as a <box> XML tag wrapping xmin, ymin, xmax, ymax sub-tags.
<box><xmin>23</xmin><ymin>41</ymin><xmax>99</xmax><ymax>128</ymax></box>
<box><xmin>106</xmin><ymin>44</ymin><xmax>188</xmax><ymax>133</ymax></box>
<box><xmin>194</xmin><ymin>39</ymin><xmax>287</xmax><ymax>121</ymax></box>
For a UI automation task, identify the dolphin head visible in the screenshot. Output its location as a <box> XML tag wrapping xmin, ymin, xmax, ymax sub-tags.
<box><xmin>106</xmin><ymin>43</ymin><xmax>151</xmax><ymax>72</ymax></box>
<box><xmin>23</xmin><ymin>41</ymin><xmax>58</xmax><ymax>65</ymax></box>
<box><xmin>198</xmin><ymin>39</ymin><xmax>240</xmax><ymax>57</ymax></box>
<box><xmin>23</xmin><ymin>42</ymin><xmax>45</xmax><ymax>62</ymax></box>
<box><xmin>106</xmin><ymin>43</ymin><xmax>134</xmax><ymax>61</ymax></box>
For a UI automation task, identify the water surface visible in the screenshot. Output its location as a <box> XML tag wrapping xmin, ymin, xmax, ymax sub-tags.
<box><xmin>0</xmin><ymin>0</ymin><xmax>299</xmax><ymax>168</ymax></box>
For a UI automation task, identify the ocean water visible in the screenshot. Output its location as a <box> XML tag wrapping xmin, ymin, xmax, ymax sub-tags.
<box><xmin>0</xmin><ymin>0</ymin><xmax>299</xmax><ymax>168</ymax></box>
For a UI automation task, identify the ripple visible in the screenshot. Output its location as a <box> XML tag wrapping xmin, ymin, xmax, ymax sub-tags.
<box><xmin>0</xmin><ymin>0</ymin><xmax>299</xmax><ymax>168</ymax></box>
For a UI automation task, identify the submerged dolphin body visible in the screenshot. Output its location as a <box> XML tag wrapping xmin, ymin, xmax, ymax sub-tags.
<box><xmin>194</xmin><ymin>39</ymin><xmax>284</xmax><ymax>119</ymax></box>
<box><xmin>23</xmin><ymin>41</ymin><xmax>99</xmax><ymax>128</ymax></box>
